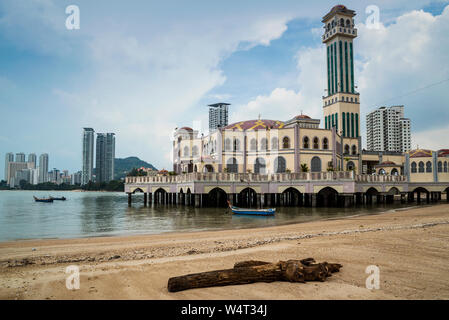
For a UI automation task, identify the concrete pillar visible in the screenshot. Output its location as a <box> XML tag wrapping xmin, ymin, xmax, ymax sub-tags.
<box><xmin>266</xmin><ymin>194</ymin><xmax>271</xmax><ymax>207</ymax></box>
<box><xmin>128</xmin><ymin>193</ymin><xmax>132</xmax><ymax>206</ymax></box>
<box><xmin>144</xmin><ymin>193</ymin><xmax>148</xmax><ymax>206</ymax></box>
<box><xmin>261</xmin><ymin>194</ymin><xmax>265</xmax><ymax>208</ymax></box>
<box><xmin>311</xmin><ymin>194</ymin><xmax>317</xmax><ymax>207</ymax></box>
<box><xmin>257</xmin><ymin>194</ymin><xmax>261</xmax><ymax>208</ymax></box>
<box><xmin>148</xmin><ymin>193</ymin><xmax>153</xmax><ymax>205</ymax></box>
<box><xmin>195</xmin><ymin>194</ymin><xmax>201</xmax><ymax>208</ymax></box>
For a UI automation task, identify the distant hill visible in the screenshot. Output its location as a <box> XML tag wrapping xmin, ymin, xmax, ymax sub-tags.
<box><xmin>114</xmin><ymin>157</ymin><xmax>158</xmax><ymax>180</ymax></box>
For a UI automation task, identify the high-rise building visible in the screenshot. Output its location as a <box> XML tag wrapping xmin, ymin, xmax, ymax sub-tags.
<box><xmin>7</xmin><ymin>162</ymin><xmax>28</xmax><ymax>186</ymax></box>
<box><xmin>95</xmin><ymin>133</ymin><xmax>115</xmax><ymax>183</ymax></box>
<box><xmin>4</xmin><ymin>153</ymin><xmax>14</xmax><ymax>182</ymax></box>
<box><xmin>71</xmin><ymin>171</ymin><xmax>82</xmax><ymax>185</ymax></box>
<box><xmin>322</xmin><ymin>5</ymin><xmax>361</xmax><ymax>163</ymax></box>
<box><xmin>208</xmin><ymin>103</ymin><xmax>230</xmax><ymax>132</ymax></box>
<box><xmin>82</xmin><ymin>128</ymin><xmax>95</xmax><ymax>185</ymax></box>
<box><xmin>366</xmin><ymin>105</ymin><xmax>411</xmax><ymax>153</ymax></box>
<box><xmin>15</xmin><ymin>153</ymin><xmax>26</xmax><ymax>162</ymax></box>
<box><xmin>28</xmin><ymin>153</ymin><xmax>37</xmax><ymax>169</ymax></box>
<box><xmin>38</xmin><ymin>153</ymin><xmax>49</xmax><ymax>183</ymax></box>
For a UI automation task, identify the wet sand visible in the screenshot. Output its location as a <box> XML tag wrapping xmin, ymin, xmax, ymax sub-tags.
<box><xmin>0</xmin><ymin>204</ymin><xmax>449</xmax><ymax>300</ymax></box>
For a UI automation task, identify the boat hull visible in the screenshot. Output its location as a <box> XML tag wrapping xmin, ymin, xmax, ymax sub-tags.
<box><xmin>231</xmin><ymin>207</ymin><xmax>275</xmax><ymax>216</ymax></box>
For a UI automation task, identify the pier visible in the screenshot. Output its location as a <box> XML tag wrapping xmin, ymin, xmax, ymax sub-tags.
<box><xmin>125</xmin><ymin>172</ymin><xmax>449</xmax><ymax>207</ymax></box>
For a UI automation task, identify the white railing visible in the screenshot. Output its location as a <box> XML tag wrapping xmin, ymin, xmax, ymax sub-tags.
<box><xmin>124</xmin><ymin>171</ymin><xmax>386</xmax><ymax>184</ymax></box>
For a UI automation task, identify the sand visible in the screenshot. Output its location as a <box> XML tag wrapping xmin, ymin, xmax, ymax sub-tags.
<box><xmin>1</xmin><ymin>204</ymin><xmax>449</xmax><ymax>300</ymax></box>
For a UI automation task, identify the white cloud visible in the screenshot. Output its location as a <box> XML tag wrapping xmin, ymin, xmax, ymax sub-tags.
<box><xmin>236</xmin><ymin>4</ymin><xmax>449</xmax><ymax>151</ymax></box>
<box><xmin>412</xmin><ymin>125</ymin><xmax>449</xmax><ymax>150</ymax></box>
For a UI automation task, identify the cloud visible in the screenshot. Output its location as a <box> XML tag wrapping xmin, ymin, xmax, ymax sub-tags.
<box><xmin>412</xmin><ymin>125</ymin><xmax>449</xmax><ymax>150</ymax></box>
<box><xmin>236</xmin><ymin>4</ymin><xmax>449</xmax><ymax>151</ymax></box>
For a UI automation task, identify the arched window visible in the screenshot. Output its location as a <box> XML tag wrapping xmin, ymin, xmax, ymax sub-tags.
<box><xmin>250</xmin><ymin>139</ymin><xmax>257</xmax><ymax>151</ymax></box>
<box><xmin>323</xmin><ymin>138</ymin><xmax>329</xmax><ymax>150</ymax></box>
<box><xmin>344</xmin><ymin>144</ymin><xmax>350</xmax><ymax>154</ymax></box>
<box><xmin>260</xmin><ymin>138</ymin><xmax>268</xmax><ymax>151</ymax></box>
<box><xmin>192</xmin><ymin>146</ymin><xmax>199</xmax><ymax>157</ymax></box>
<box><xmin>327</xmin><ymin>23</ymin><xmax>330</xmax><ymax>31</ymax></box>
<box><xmin>254</xmin><ymin>158</ymin><xmax>266</xmax><ymax>174</ymax></box>
<box><xmin>379</xmin><ymin>169</ymin><xmax>386</xmax><ymax>175</ymax></box>
<box><xmin>224</xmin><ymin>138</ymin><xmax>231</xmax><ymax>151</ymax></box>
<box><xmin>347</xmin><ymin>161</ymin><xmax>355</xmax><ymax>171</ymax></box>
<box><xmin>351</xmin><ymin>145</ymin><xmax>357</xmax><ymax>155</ymax></box>
<box><xmin>418</xmin><ymin>161</ymin><xmax>425</xmax><ymax>173</ymax></box>
<box><xmin>438</xmin><ymin>161</ymin><xmax>443</xmax><ymax>173</ymax></box>
<box><xmin>391</xmin><ymin>168</ymin><xmax>399</xmax><ymax>176</ymax></box>
<box><xmin>311</xmin><ymin>157</ymin><xmax>322</xmax><ymax>173</ymax></box>
<box><xmin>340</xmin><ymin>18</ymin><xmax>344</xmax><ymax>26</ymax></box>
<box><xmin>411</xmin><ymin>162</ymin><xmax>417</xmax><ymax>173</ymax></box>
<box><xmin>226</xmin><ymin>158</ymin><xmax>238</xmax><ymax>173</ymax></box>
<box><xmin>274</xmin><ymin>157</ymin><xmax>286</xmax><ymax>173</ymax></box>
<box><xmin>313</xmin><ymin>137</ymin><xmax>319</xmax><ymax>149</ymax></box>
<box><xmin>271</xmin><ymin>137</ymin><xmax>278</xmax><ymax>150</ymax></box>
<box><xmin>445</xmin><ymin>161</ymin><xmax>448</xmax><ymax>173</ymax></box>
<box><xmin>282</xmin><ymin>137</ymin><xmax>290</xmax><ymax>149</ymax></box>
<box><xmin>346</xmin><ymin>19</ymin><xmax>351</xmax><ymax>27</ymax></box>
<box><xmin>303</xmin><ymin>136</ymin><xmax>309</xmax><ymax>149</ymax></box>
<box><xmin>233</xmin><ymin>139</ymin><xmax>240</xmax><ymax>151</ymax></box>
<box><xmin>426</xmin><ymin>161</ymin><xmax>432</xmax><ymax>173</ymax></box>
<box><xmin>183</xmin><ymin>146</ymin><xmax>189</xmax><ymax>157</ymax></box>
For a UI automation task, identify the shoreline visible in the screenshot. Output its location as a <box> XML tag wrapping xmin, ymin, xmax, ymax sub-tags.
<box><xmin>0</xmin><ymin>203</ymin><xmax>426</xmax><ymax>244</ymax></box>
<box><xmin>1</xmin><ymin>204</ymin><xmax>449</xmax><ymax>299</ymax></box>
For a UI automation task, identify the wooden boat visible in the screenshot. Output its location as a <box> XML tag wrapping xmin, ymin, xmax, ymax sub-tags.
<box><xmin>227</xmin><ymin>201</ymin><xmax>275</xmax><ymax>216</ymax></box>
<box><xmin>33</xmin><ymin>196</ymin><xmax>54</xmax><ymax>203</ymax></box>
<box><xmin>50</xmin><ymin>196</ymin><xmax>66</xmax><ymax>201</ymax></box>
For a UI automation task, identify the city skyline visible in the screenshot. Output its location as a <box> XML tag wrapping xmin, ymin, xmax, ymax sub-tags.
<box><xmin>1</xmin><ymin>1</ymin><xmax>449</xmax><ymax>175</ymax></box>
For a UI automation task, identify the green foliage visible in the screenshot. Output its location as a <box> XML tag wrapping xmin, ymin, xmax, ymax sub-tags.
<box><xmin>20</xmin><ymin>182</ymin><xmax>81</xmax><ymax>191</ymax></box>
<box><xmin>82</xmin><ymin>180</ymin><xmax>124</xmax><ymax>192</ymax></box>
<box><xmin>300</xmin><ymin>163</ymin><xmax>309</xmax><ymax>173</ymax></box>
<box><xmin>127</xmin><ymin>167</ymin><xmax>147</xmax><ymax>177</ymax></box>
<box><xmin>115</xmin><ymin>157</ymin><xmax>157</xmax><ymax>179</ymax></box>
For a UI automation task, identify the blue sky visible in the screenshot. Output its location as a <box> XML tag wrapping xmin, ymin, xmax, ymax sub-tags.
<box><xmin>1</xmin><ymin>0</ymin><xmax>449</xmax><ymax>179</ymax></box>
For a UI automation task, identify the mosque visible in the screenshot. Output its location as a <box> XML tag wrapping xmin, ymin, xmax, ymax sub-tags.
<box><xmin>172</xmin><ymin>5</ymin><xmax>449</xmax><ymax>186</ymax></box>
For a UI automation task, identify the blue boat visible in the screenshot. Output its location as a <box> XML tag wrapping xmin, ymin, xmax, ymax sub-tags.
<box><xmin>227</xmin><ymin>201</ymin><xmax>275</xmax><ymax>216</ymax></box>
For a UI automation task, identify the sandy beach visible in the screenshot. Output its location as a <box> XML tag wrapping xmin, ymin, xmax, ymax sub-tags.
<box><xmin>1</xmin><ymin>204</ymin><xmax>449</xmax><ymax>300</ymax></box>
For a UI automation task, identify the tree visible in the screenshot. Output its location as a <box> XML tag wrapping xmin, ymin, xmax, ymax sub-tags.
<box><xmin>301</xmin><ymin>164</ymin><xmax>309</xmax><ymax>173</ymax></box>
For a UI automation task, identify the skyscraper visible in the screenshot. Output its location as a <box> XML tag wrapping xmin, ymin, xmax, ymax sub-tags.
<box><xmin>82</xmin><ymin>128</ymin><xmax>95</xmax><ymax>185</ymax></box>
<box><xmin>208</xmin><ymin>103</ymin><xmax>230</xmax><ymax>132</ymax></box>
<box><xmin>28</xmin><ymin>153</ymin><xmax>37</xmax><ymax>169</ymax></box>
<box><xmin>4</xmin><ymin>153</ymin><xmax>14</xmax><ymax>182</ymax></box>
<box><xmin>38</xmin><ymin>153</ymin><xmax>49</xmax><ymax>183</ymax></box>
<box><xmin>95</xmin><ymin>133</ymin><xmax>115</xmax><ymax>183</ymax></box>
<box><xmin>366</xmin><ymin>105</ymin><xmax>411</xmax><ymax>153</ymax></box>
<box><xmin>15</xmin><ymin>153</ymin><xmax>26</xmax><ymax>162</ymax></box>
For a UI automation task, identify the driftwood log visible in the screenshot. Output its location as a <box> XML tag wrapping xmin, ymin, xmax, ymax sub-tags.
<box><xmin>167</xmin><ymin>258</ymin><xmax>342</xmax><ymax>292</ymax></box>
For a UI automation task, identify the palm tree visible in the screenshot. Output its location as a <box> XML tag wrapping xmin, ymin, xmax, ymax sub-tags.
<box><xmin>301</xmin><ymin>164</ymin><xmax>309</xmax><ymax>173</ymax></box>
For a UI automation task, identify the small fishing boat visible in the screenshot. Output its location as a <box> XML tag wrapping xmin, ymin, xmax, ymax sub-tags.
<box><xmin>33</xmin><ymin>196</ymin><xmax>54</xmax><ymax>203</ymax></box>
<box><xmin>227</xmin><ymin>201</ymin><xmax>275</xmax><ymax>216</ymax></box>
<box><xmin>50</xmin><ymin>196</ymin><xmax>66</xmax><ymax>201</ymax></box>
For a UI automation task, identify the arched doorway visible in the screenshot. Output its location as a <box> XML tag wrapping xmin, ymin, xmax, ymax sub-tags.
<box><xmin>207</xmin><ymin>188</ymin><xmax>228</xmax><ymax>207</ymax></box>
<box><xmin>365</xmin><ymin>187</ymin><xmax>379</xmax><ymax>205</ymax></box>
<box><xmin>347</xmin><ymin>161</ymin><xmax>355</xmax><ymax>171</ymax></box>
<box><xmin>274</xmin><ymin>157</ymin><xmax>286</xmax><ymax>173</ymax></box>
<box><xmin>391</xmin><ymin>168</ymin><xmax>398</xmax><ymax>176</ymax></box>
<box><xmin>412</xmin><ymin>187</ymin><xmax>430</xmax><ymax>204</ymax></box>
<box><xmin>204</xmin><ymin>165</ymin><xmax>214</xmax><ymax>173</ymax></box>
<box><xmin>154</xmin><ymin>188</ymin><xmax>168</xmax><ymax>205</ymax></box>
<box><xmin>282</xmin><ymin>188</ymin><xmax>303</xmax><ymax>207</ymax></box>
<box><xmin>311</xmin><ymin>157</ymin><xmax>322</xmax><ymax>173</ymax></box>
<box><xmin>238</xmin><ymin>188</ymin><xmax>257</xmax><ymax>207</ymax></box>
<box><xmin>387</xmin><ymin>187</ymin><xmax>400</xmax><ymax>203</ymax></box>
<box><xmin>317</xmin><ymin>187</ymin><xmax>338</xmax><ymax>207</ymax></box>
<box><xmin>254</xmin><ymin>158</ymin><xmax>266</xmax><ymax>174</ymax></box>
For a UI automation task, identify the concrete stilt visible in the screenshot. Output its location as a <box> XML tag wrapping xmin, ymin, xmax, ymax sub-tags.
<box><xmin>128</xmin><ymin>193</ymin><xmax>132</xmax><ymax>206</ymax></box>
<box><xmin>144</xmin><ymin>193</ymin><xmax>148</xmax><ymax>206</ymax></box>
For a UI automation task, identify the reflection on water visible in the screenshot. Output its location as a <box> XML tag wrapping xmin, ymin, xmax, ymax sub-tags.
<box><xmin>0</xmin><ymin>190</ymin><xmax>422</xmax><ymax>241</ymax></box>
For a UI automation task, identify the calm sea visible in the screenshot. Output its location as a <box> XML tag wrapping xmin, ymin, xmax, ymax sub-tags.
<box><xmin>0</xmin><ymin>190</ymin><xmax>416</xmax><ymax>242</ymax></box>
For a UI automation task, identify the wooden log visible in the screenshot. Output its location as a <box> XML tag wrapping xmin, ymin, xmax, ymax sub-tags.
<box><xmin>167</xmin><ymin>258</ymin><xmax>342</xmax><ymax>292</ymax></box>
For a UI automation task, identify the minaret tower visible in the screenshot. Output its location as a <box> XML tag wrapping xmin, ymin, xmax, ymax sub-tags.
<box><xmin>322</xmin><ymin>5</ymin><xmax>361</xmax><ymax>170</ymax></box>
